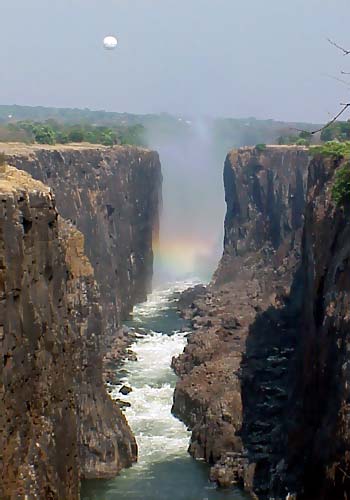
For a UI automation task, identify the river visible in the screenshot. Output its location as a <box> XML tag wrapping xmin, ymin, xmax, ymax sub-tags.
<box><xmin>81</xmin><ymin>280</ymin><xmax>248</xmax><ymax>500</ymax></box>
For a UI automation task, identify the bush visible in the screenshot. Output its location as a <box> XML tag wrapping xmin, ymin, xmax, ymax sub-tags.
<box><xmin>310</xmin><ymin>141</ymin><xmax>350</xmax><ymax>160</ymax></box>
<box><xmin>296</xmin><ymin>138</ymin><xmax>309</xmax><ymax>146</ymax></box>
<box><xmin>33</xmin><ymin>125</ymin><xmax>56</xmax><ymax>145</ymax></box>
<box><xmin>320</xmin><ymin>121</ymin><xmax>350</xmax><ymax>142</ymax></box>
<box><xmin>68</xmin><ymin>128</ymin><xmax>85</xmax><ymax>143</ymax></box>
<box><xmin>255</xmin><ymin>143</ymin><xmax>267</xmax><ymax>152</ymax></box>
<box><xmin>332</xmin><ymin>163</ymin><xmax>350</xmax><ymax>206</ymax></box>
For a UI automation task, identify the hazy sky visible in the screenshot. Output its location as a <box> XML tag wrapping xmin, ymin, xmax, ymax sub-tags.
<box><xmin>1</xmin><ymin>0</ymin><xmax>350</xmax><ymax>122</ymax></box>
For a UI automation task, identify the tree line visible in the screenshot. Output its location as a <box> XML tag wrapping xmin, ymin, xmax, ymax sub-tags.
<box><xmin>0</xmin><ymin>120</ymin><xmax>146</xmax><ymax>147</ymax></box>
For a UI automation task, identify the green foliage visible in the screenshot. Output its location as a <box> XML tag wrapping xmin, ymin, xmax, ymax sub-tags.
<box><xmin>255</xmin><ymin>143</ymin><xmax>267</xmax><ymax>152</ymax></box>
<box><xmin>296</xmin><ymin>138</ymin><xmax>309</xmax><ymax>146</ymax></box>
<box><xmin>68</xmin><ymin>127</ymin><xmax>85</xmax><ymax>143</ymax></box>
<box><xmin>119</xmin><ymin>124</ymin><xmax>146</xmax><ymax>146</ymax></box>
<box><xmin>320</xmin><ymin>121</ymin><xmax>350</xmax><ymax>142</ymax></box>
<box><xmin>310</xmin><ymin>141</ymin><xmax>350</xmax><ymax>160</ymax></box>
<box><xmin>277</xmin><ymin>131</ymin><xmax>311</xmax><ymax>146</ymax></box>
<box><xmin>33</xmin><ymin>124</ymin><xmax>56</xmax><ymax>145</ymax></box>
<box><xmin>299</xmin><ymin>130</ymin><xmax>312</xmax><ymax>141</ymax></box>
<box><xmin>332</xmin><ymin>163</ymin><xmax>350</xmax><ymax>206</ymax></box>
<box><xmin>0</xmin><ymin>119</ymin><xmax>145</xmax><ymax>147</ymax></box>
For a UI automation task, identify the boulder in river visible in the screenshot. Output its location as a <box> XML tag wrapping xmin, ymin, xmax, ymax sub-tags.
<box><xmin>120</xmin><ymin>385</ymin><xmax>133</xmax><ymax>396</ymax></box>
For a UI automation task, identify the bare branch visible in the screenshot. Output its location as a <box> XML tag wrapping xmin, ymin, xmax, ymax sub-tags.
<box><xmin>293</xmin><ymin>103</ymin><xmax>350</xmax><ymax>135</ymax></box>
<box><xmin>341</xmin><ymin>70</ymin><xmax>350</xmax><ymax>75</ymax></box>
<box><xmin>327</xmin><ymin>37</ymin><xmax>350</xmax><ymax>56</ymax></box>
<box><xmin>324</xmin><ymin>73</ymin><xmax>350</xmax><ymax>89</ymax></box>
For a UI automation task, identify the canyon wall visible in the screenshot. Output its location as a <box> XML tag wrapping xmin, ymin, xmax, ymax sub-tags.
<box><xmin>4</xmin><ymin>144</ymin><xmax>162</xmax><ymax>328</ymax></box>
<box><xmin>175</xmin><ymin>146</ymin><xmax>350</xmax><ymax>499</ymax></box>
<box><xmin>275</xmin><ymin>154</ymin><xmax>350</xmax><ymax>499</ymax></box>
<box><xmin>0</xmin><ymin>143</ymin><xmax>161</xmax><ymax>499</ymax></box>
<box><xmin>172</xmin><ymin>146</ymin><xmax>310</xmax><ymax>493</ymax></box>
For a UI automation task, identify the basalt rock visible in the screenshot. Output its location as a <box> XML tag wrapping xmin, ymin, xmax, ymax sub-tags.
<box><xmin>172</xmin><ymin>146</ymin><xmax>310</xmax><ymax>494</ymax></box>
<box><xmin>3</xmin><ymin>144</ymin><xmax>162</xmax><ymax>330</ymax></box>
<box><xmin>224</xmin><ymin>154</ymin><xmax>350</xmax><ymax>499</ymax></box>
<box><xmin>269</xmin><ymin>154</ymin><xmax>350</xmax><ymax>499</ymax></box>
<box><xmin>0</xmin><ymin>166</ymin><xmax>136</xmax><ymax>499</ymax></box>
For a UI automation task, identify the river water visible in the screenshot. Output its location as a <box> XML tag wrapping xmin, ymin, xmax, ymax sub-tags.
<box><xmin>81</xmin><ymin>281</ymin><xmax>248</xmax><ymax>500</ymax></box>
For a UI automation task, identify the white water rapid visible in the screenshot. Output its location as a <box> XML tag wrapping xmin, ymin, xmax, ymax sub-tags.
<box><xmin>81</xmin><ymin>281</ymin><xmax>248</xmax><ymax>500</ymax></box>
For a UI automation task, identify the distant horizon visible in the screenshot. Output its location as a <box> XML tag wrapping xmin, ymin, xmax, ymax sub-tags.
<box><xmin>3</xmin><ymin>1</ymin><xmax>350</xmax><ymax>125</ymax></box>
<box><xmin>0</xmin><ymin>101</ymin><xmax>323</xmax><ymax>125</ymax></box>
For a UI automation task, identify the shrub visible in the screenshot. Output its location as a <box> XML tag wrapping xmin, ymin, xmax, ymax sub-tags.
<box><xmin>320</xmin><ymin>121</ymin><xmax>350</xmax><ymax>142</ymax></box>
<box><xmin>332</xmin><ymin>163</ymin><xmax>350</xmax><ymax>206</ymax></box>
<box><xmin>296</xmin><ymin>138</ymin><xmax>309</xmax><ymax>146</ymax></box>
<box><xmin>33</xmin><ymin>125</ymin><xmax>56</xmax><ymax>145</ymax></box>
<box><xmin>68</xmin><ymin>128</ymin><xmax>85</xmax><ymax>143</ymax></box>
<box><xmin>255</xmin><ymin>143</ymin><xmax>267</xmax><ymax>152</ymax></box>
<box><xmin>310</xmin><ymin>141</ymin><xmax>350</xmax><ymax>160</ymax></box>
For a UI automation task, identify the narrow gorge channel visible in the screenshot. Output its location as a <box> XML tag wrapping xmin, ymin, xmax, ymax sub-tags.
<box><xmin>81</xmin><ymin>280</ymin><xmax>248</xmax><ymax>500</ymax></box>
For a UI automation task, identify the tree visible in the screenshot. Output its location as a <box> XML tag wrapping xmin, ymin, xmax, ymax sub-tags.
<box><xmin>33</xmin><ymin>125</ymin><xmax>56</xmax><ymax>145</ymax></box>
<box><xmin>68</xmin><ymin>127</ymin><xmax>85</xmax><ymax>143</ymax></box>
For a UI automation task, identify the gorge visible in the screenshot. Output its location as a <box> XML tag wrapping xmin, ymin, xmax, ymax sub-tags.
<box><xmin>1</xmin><ymin>138</ymin><xmax>350</xmax><ymax>500</ymax></box>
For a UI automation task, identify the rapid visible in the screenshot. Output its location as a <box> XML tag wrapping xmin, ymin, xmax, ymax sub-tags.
<box><xmin>81</xmin><ymin>280</ymin><xmax>248</xmax><ymax>500</ymax></box>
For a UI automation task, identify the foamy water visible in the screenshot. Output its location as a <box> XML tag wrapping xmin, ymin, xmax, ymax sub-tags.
<box><xmin>81</xmin><ymin>281</ymin><xmax>248</xmax><ymax>500</ymax></box>
<box><xmin>112</xmin><ymin>281</ymin><xmax>197</xmax><ymax>469</ymax></box>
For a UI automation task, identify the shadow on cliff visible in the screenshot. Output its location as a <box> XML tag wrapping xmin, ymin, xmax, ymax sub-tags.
<box><xmin>241</xmin><ymin>250</ymin><xmax>350</xmax><ymax>500</ymax></box>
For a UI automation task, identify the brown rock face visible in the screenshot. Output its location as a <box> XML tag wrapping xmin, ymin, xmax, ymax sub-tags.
<box><xmin>214</xmin><ymin>145</ymin><xmax>309</xmax><ymax>286</ymax></box>
<box><xmin>172</xmin><ymin>146</ymin><xmax>310</xmax><ymax>493</ymax></box>
<box><xmin>280</xmin><ymin>155</ymin><xmax>350</xmax><ymax>499</ymax></box>
<box><xmin>235</xmin><ymin>155</ymin><xmax>350</xmax><ymax>499</ymax></box>
<box><xmin>0</xmin><ymin>166</ymin><xmax>136</xmax><ymax>499</ymax></box>
<box><xmin>5</xmin><ymin>144</ymin><xmax>162</xmax><ymax>327</ymax></box>
<box><xmin>59</xmin><ymin>220</ymin><xmax>137</xmax><ymax>481</ymax></box>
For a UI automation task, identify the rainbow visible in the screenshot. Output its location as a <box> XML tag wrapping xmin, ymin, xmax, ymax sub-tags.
<box><xmin>153</xmin><ymin>236</ymin><xmax>220</xmax><ymax>278</ymax></box>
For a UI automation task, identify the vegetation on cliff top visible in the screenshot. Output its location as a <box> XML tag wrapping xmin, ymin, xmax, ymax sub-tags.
<box><xmin>255</xmin><ymin>143</ymin><xmax>267</xmax><ymax>152</ymax></box>
<box><xmin>0</xmin><ymin>120</ymin><xmax>146</xmax><ymax>147</ymax></box>
<box><xmin>310</xmin><ymin>141</ymin><xmax>350</xmax><ymax>160</ymax></box>
<box><xmin>332</xmin><ymin>163</ymin><xmax>350</xmax><ymax>207</ymax></box>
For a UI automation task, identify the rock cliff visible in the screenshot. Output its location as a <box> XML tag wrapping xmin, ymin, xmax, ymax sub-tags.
<box><xmin>175</xmin><ymin>146</ymin><xmax>350</xmax><ymax>499</ymax></box>
<box><xmin>268</xmin><ymin>153</ymin><xmax>350</xmax><ymax>499</ymax></box>
<box><xmin>0</xmin><ymin>163</ymin><xmax>143</xmax><ymax>499</ymax></box>
<box><xmin>172</xmin><ymin>146</ymin><xmax>310</xmax><ymax>493</ymax></box>
<box><xmin>3</xmin><ymin>144</ymin><xmax>162</xmax><ymax>329</ymax></box>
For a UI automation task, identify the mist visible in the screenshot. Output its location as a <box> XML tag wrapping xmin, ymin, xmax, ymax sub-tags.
<box><xmin>145</xmin><ymin>118</ymin><xmax>226</xmax><ymax>283</ymax></box>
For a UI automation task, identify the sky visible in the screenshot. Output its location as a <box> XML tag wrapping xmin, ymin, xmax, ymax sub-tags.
<box><xmin>1</xmin><ymin>0</ymin><xmax>350</xmax><ymax>123</ymax></box>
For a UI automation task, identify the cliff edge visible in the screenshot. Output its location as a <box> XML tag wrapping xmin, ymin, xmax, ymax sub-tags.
<box><xmin>3</xmin><ymin>143</ymin><xmax>162</xmax><ymax>330</ymax></box>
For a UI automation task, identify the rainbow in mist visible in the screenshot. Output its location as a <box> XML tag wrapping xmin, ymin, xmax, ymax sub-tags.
<box><xmin>153</xmin><ymin>237</ymin><xmax>220</xmax><ymax>281</ymax></box>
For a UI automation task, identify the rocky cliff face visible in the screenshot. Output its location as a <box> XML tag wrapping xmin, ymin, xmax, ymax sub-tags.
<box><xmin>277</xmin><ymin>154</ymin><xmax>350</xmax><ymax>499</ymax></box>
<box><xmin>172</xmin><ymin>146</ymin><xmax>310</xmax><ymax>492</ymax></box>
<box><xmin>4</xmin><ymin>144</ymin><xmax>162</xmax><ymax>329</ymax></box>
<box><xmin>214</xmin><ymin>145</ymin><xmax>309</xmax><ymax>286</ymax></box>
<box><xmin>175</xmin><ymin>146</ymin><xmax>350</xmax><ymax>500</ymax></box>
<box><xmin>0</xmin><ymin>165</ymin><xmax>136</xmax><ymax>499</ymax></box>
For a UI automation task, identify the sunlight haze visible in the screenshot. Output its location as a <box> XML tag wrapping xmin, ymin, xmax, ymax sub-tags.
<box><xmin>1</xmin><ymin>0</ymin><xmax>350</xmax><ymax>122</ymax></box>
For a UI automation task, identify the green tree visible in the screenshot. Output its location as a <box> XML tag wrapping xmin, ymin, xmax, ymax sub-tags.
<box><xmin>33</xmin><ymin>125</ymin><xmax>56</xmax><ymax>144</ymax></box>
<box><xmin>332</xmin><ymin>163</ymin><xmax>350</xmax><ymax>206</ymax></box>
<box><xmin>68</xmin><ymin>127</ymin><xmax>85</xmax><ymax>143</ymax></box>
